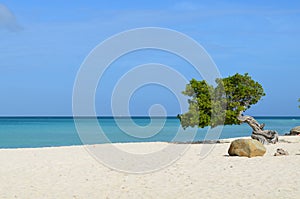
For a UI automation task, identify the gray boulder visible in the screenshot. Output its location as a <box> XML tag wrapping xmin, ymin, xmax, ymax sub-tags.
<box><xmin>228</xmin><ymin>139</ymin><xmax>266</xmax><ymax>158</ymax></box>
<box><xmin>289</xmin><ymin>126</ymin><xmax>300</xmax><ymax>135</ymax></box>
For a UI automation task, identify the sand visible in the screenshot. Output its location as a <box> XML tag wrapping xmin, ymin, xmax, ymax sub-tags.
<box><xmin>0</xmin><ymin>136</ymin><xmax>300</xmax><ymax>199</ymax></box>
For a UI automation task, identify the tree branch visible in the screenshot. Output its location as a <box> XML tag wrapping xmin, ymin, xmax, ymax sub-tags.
<box><xmin>237</xmin><ymin>111</ymin><xmax>278</xmax><ymax>144</ymax></box>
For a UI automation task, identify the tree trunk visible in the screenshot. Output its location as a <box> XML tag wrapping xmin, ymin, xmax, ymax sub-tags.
<box><xmin>238</xmin><ymin>112</ymin><xmax>278</xmax><ymax>144</ymax></box>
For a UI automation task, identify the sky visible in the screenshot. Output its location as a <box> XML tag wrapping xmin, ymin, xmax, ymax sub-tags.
<box><xmin>0</xmin><ymin>0</ymin><xmax>300</xmax><ymax>116</ymax></box>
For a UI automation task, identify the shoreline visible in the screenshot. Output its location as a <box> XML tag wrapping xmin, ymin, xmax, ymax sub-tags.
<box><xmin>0</xmin><ymin>136</ymin><xmax>251</xmax><ymax>150</ymax></box>
<box><xmin>0</xmin><ymin>135</ymin><xmax>299</xmax><ymax>150</ymax></box>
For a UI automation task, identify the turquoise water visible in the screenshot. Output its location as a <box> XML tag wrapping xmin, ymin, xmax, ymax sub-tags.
<box><xmin>0</xmin><ymin>117</ymin><xmax>299</xmax><ymax>148</ymax></box>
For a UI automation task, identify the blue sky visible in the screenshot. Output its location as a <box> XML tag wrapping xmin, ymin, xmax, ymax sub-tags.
<box><xmin>0</xmin><ymin>0</ymin><xmax>300</xmax><ymax>116</ymax></box>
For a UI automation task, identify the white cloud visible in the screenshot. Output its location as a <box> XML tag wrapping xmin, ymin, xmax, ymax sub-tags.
<box><xmin>0</xmin><ymin>4</ymin><xmax>22</xmax><ymax>32</ymax></box>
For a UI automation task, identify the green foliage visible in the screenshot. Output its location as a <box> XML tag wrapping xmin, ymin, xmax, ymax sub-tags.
<box><xmin>178</xmin><ymin>73</ymin><xmax>265</xmax><ymax>129</ymax></box>
<box><xmin>298</xmin><ymin>98</ymin><xmax>300</xmax><ymax>108</ymax></box>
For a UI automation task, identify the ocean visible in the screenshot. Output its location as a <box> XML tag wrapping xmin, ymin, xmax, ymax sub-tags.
<box><xmin>0</xmin><ymin>117</ymin><xmax>299</xmax><ymax>148</ymax></box>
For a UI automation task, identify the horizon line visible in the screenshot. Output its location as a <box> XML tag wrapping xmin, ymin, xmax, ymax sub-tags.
<box><xmin>0</xmin><ymin>115</ymin><xmax>300</xmax><ymax>118</ymax></box>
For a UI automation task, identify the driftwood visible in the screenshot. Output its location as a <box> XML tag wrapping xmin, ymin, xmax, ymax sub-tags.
<box><xmin>238</xmin><ymin>112</ymin><xmax>278</xmax><ymax>144</ymax></box>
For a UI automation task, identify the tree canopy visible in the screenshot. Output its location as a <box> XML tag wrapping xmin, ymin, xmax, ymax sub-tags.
<box><xmin>178</xmin><ymin>73</ymin><xmax>265</xmax><ymax>129</ymax></box>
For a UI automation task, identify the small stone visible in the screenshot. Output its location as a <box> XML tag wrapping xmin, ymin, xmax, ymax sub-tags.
<box><xmin>274</xmin><ymin>148</ymin><xmax>289</xmax><ymax>156</ymax></box>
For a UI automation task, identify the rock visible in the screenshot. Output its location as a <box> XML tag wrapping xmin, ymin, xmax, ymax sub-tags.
<box><xmin>289</xmin><ymin>126</ymin><xmax>300</xmax><ymax>135</ymax></box>
<box><xmin>274</xmin><ymin>148</ymin><xmax>289</xmax><ymax>156</ymax></box>
<box><xmin>228</xmin><ymin>139</ymin><xmax>266</xmax><ymax>158</ymax></box>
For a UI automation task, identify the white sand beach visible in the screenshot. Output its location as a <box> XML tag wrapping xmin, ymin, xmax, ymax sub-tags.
<box><xmin>0</xmin><ymin>136</ymin><xmax>300</xmax><ymax>199</ymax></box>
